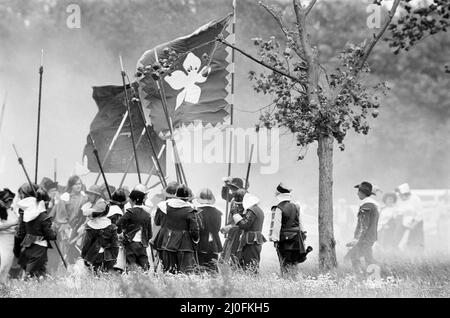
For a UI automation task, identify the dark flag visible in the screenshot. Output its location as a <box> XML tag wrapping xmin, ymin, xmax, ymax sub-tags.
<box><xmin>83</xmin><ymin>84</ymin><xmax>166</xmax><ymax>174</ymax></box>
<box><xmin>136</xmin><ymin>13</ymin><xmax>233</xmax><ymax>138</ymax></box>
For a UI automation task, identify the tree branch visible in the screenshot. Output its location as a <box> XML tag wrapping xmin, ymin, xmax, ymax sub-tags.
<box><xmin>356</xmin><ymin>0</ymin><xmax>401</xmax><ymax>72</ymax></box>
<box><xmin>305</xmin><ymin>0</ymin><xmax>318</xmax><ymax>16</ymax></box>
<box><xmin>259</xmin><ymin>1</ymin><xmax>307</xmax><ymax>62</ymax></box>
<box><xmin>216</xmin><ymin>37</ymin><xmax>307</xmax><ymax>92</ymax></box>
<box><xmin>329</xmin><ymin>0</ymin><xmax>402</xmax><ymax>106</ymax></box>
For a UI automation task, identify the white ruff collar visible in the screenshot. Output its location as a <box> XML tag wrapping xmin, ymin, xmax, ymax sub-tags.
<box><xmin>243</xmin><ymin>193</ymin><xmax>260</xmax><ymax>210</ymax></box>
<box><xmin>167</xmin><ymin>198</ymin><xmax>194</xmax><ymax>209</ymax></box>
<box><xmin>276</xmin><ymin>193</ymin><xmax>292</xmax><ymax>203</ymax></box>
<box><xmin>87</xmin><ymin>217</ymin><xmax>111</xmax><ymax>229</ymax></box>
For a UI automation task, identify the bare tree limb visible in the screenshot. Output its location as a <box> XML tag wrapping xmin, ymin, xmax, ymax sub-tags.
<box><xmin>259</xmin><ymin>1</ymin><xmax>307</xmax><ymax>62</ymax></box>
<box><xmin>356</xmin><ymin>0</ymin><xmax>401</xmax><ymax>72</ymax></box>
<box><xmin>329</xmin><ymin>0</ymin><xmax>402</xmax><ymax>106</ymax></box>
<box><xmin>305</xmin><ymin>0</ymin><xmax>318</xmax><ymax>16</ymax></box>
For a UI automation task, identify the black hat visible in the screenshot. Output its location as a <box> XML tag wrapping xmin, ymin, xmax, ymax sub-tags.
<box><xmin>276</xmin><ymin>183</ymin><xmax>292</xmax><ymax>194</ymax></box>
<box><xmin>175</xmin><ymin>184</ymin><xmax>193</xmax><ymax>201</ymax></box>
<box><xmin>40</xmin><ymin>177</ymin><xmax>59</xmax><ymax>192</ymax></box>
<box><xmin>0</xmin><ymin>188</ymin><xmax>15</xmax><ymax>203</ymax></box>
<box><xmin>225</xmin><ymin>177</ymin><xmax>246</xmax><ymax>190</ymax></box>
<box><xmin>354</xmin><ymin>181</ymin><xmax>375</xmax><ymax>196</ymax></box>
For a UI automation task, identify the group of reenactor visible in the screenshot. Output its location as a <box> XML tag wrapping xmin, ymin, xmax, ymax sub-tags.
<box><xmin>0</xmin><ymin>174</ymin><xmax>313</xmax><ymax>282</ymax></box>
<box><xmin>3</xmin><ymin>175</ymin><xmax>423</xmax><ymax>282</ymax></box>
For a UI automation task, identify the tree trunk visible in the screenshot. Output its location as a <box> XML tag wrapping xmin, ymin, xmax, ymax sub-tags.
<box><xmin>317</xmin><ymin>135</ymin><xmax>337</xmax><ymax>270</ymax></box>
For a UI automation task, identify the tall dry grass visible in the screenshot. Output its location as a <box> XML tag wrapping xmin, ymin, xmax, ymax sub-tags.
<box><xmin>1</xmin><ymin>252</ymin><xmax>449</xmax><ymax>298</ymax></box>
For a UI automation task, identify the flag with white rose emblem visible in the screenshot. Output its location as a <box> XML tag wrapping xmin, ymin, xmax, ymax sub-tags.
<box><xmin>136</xmin><ymin>13</ymin><xmax>233</xmax><ymax>137</ymax></box>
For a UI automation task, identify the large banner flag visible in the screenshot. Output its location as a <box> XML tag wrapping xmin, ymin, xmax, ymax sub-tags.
<box><xmin>83</xmin><ymin>84</ymin><xmax>166</xmax><ymax>175</ymax></box>
<box><xmin>136</xmin><ymin>13</ymin><xmax>233</xmax><ymax>137</ymax></box>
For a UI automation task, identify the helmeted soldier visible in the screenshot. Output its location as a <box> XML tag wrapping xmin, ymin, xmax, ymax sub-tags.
<box><xmin>230</xmin><ymin>189</ymin><xmax>266</xmax><ymax>273</ymax></box>
<box><xmin>159</xmin><ymin>184</ymin><xmax>200</xmax><ymax>274</ymax></box>
<box><xmin>269</xmin><ymin>183</ymin><xmax>312</xmax><ymax>275</ymax></box>
<box><xmin>345</xmin><ymin>181</ymin><xmax>380</xmax><ymax>273</ymax></box>
<box><xmin>220</xmin><ymin>177</ymin><xmax>246</xmax><ymax>264</ymax></box>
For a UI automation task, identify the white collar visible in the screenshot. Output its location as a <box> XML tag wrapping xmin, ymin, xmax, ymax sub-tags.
<box><xmin>16</xmin><ymin>197</ymin><xmax>47</xmax><ymax>222</ymax></box>
<box><xmin>107</xmin><ymin>205</ymin><xmax>123</xmax><ymax>217</ymax></box>
<box><xmin>360</xmin><ymin>196</ymin><xmax>379</xmax><ymax>208</ymax></box>
<box><xmin>167</xmin><ymin>198</ymin><xmax>194</xmax><ymax>209</ymax></box>
<box><xmin>157</xmin><ymin>200</ymin><xmax>168</xmax><ymax>214</ymax></box>
<box><xmin>243</xmin><ymin>193</ymin><xmax>260</xmax><ymax>210</ymax></box>
<box><xmin>276</xmin><ymin>193</ymin><xmax>292</xmax><ymax>203</ymax></box>
<box><xmin>87</xmin><ymin>217</ymin><xmax>111</xmax><ymax>229</ymax></box>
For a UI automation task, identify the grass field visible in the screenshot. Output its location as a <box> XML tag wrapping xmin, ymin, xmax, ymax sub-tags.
<box><xmin>1</xmin><ymin>251</ymin><xmax>449</xmax><ymax>298</ymax></box>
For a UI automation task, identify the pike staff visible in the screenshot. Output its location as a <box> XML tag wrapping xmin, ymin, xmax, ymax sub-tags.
<box><xmin>88</xmin><ymin>134</ymin><xmax>112</xmax><ymax>199</ymax></box>
<box><xmin>120</xmin><ymin>55</ymin><xmax>142</xmax><ymax>183</ymax></box>
<box><xmin>144</xmin><ymin>144</ymin><xmax>166</xmax><ymax>186</ymax></box>
<box><xmin>244</xmin><ymin>143</ymin><xmax>254</xmax><ymax>190</ymax></box>
<box><xmin>35</xmin><ymin>49</ymin><xmax>44</xmax><ymax>184</ymax></box>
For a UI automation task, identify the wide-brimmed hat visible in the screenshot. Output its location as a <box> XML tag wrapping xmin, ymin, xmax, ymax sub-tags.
<box><xmin>40</xmin><ymin>177</ymin><xmax>59</xmax><ymax>192</ymax></box>
<box><xmin>354</xmin><ymin>181</ymin><xmax>375</xmax><ymax>196</ymax></box>
<box><xmin>175</xmin><ymin>184</ymin><xmax>194</xmax><ymax>201</ymax></box>
<box><xmin>197</xmin><ymin>188</ymin><xmax>216</xmax><ymax>205</ymax></box>
<box><xmin>224</xmin><ymin>177</ymin><xmax>246</xmax><ymax>190</ymax></box>
<box><xmin>0</xmin><ymin>188</ymin><xmax>15</xmax><ymax>203</ymax></box>
<box><xmin>276</xmin><ymin>182</ymin><xmax>292</xmax><ymax>194</ymax></box>
<box><xmin>85</xmin><ymin>184</ymin><xmax>103</xmax><ymax>197</ymax></box>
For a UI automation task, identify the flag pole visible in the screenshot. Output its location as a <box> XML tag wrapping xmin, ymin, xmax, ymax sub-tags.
<box><xmin>94</xmin><ymin>110</ymin><xmax>129</xmax><ymax>185</ymax></box>
<box><xmin>225</xmin><ymin>0</ymin><xmax>237</xmax><ymax>227</ymax></box>
<box><xmin>120</xmin><ymin>55</ymin><xmax>142</xmax><ymax>183</ymax></box>
<box><xmin>0</xmin><ymin>92</ymin><xmax>7</xmax><ymax>137</ymax></box>
<box><xmin>153</xmin><ymin>50</ymin><xmax>188</xmax><ymax>186</ymax></box>
<box><xmin>35</xmin><ymin>49</ymin><xmax>44</xmax><ymax>184</ymax></box>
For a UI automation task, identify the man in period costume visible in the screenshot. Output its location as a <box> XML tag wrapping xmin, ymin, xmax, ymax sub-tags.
<box><xmin>269</xmin><ymin>183</ymin><xmax>312</xmax><ymax>275</ymax></box>
<box><xmin>117</xmin><ymin>184</ymin><xmax>153</xmax><ymax>271</ymax></box>
<box><xmin>158</xmin><ymin>184</ymin><xmax>200</xmax><ymax>274</ymax></box>
<box><xmin>395</xmin><ymin>183</ymin><xmax>424</xmax><ymax>253</ymax></box>
<box><xmin>345</xmin><ymin>181</ymin><xmax>380</xmax><ymax>274</ymax></box>
<box><xmin>81</xmin><ymin>200</ymin><xmax>119</xmax><ymax>273</ymax></box>
<box><xmin>220</xmin><ymin>177</ymin><xmax>246</xmax><ymax>264</ymax></box>
<box><xmin>228</xmin><ymin>189</ymin><xmax>266</xmax><ymax>273</ymax></box>
<box><xmin>16</xmin><ymin>186</ymin><xmax>57</xmax><ymax>278</ymax></box>
<box><xmin>195</xmin><ymin>188</ymin><xmax>223</xmax><ymax>272</ymax></box>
